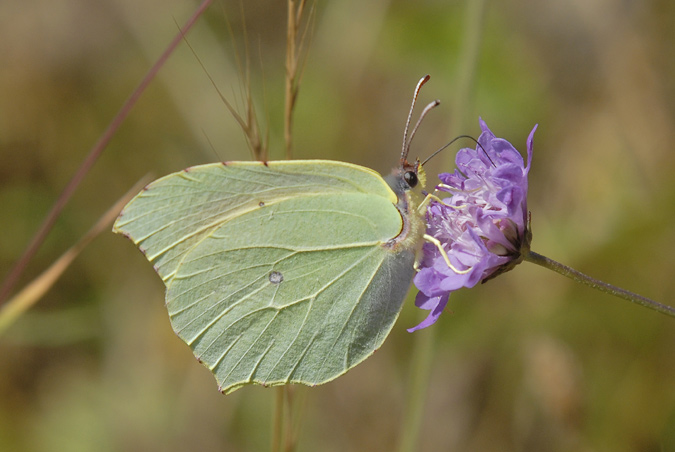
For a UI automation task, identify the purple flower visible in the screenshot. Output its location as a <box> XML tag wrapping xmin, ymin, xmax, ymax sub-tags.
<box><xmin>409</xmin><ymin>118</ymin><xmax>537</xmax><ymax>332</ymax></box>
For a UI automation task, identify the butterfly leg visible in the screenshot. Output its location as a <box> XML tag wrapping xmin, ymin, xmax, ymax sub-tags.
<box><xmin>422</xmin><ymin>234</ymin><xmax>471</xmax><ymax>275</ymax></box>
<box><xmin>416</xmin><ymin>189</ymin><xmax>464</xmax><ymax>214</ymax></box>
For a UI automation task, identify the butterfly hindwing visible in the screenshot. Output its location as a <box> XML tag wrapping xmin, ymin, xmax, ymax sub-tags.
<box><xmin>114</xmin><ymin>160</ymin><xmax>416</xmax><ymax>393</ymax></box>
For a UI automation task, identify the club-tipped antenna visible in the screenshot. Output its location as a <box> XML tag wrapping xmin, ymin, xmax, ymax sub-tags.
<box><xmin>401</xmin><ymin>75</ymin><xmax>439</xmax><ymax>164</ymax></box>
<box><xmin>421</xmin><ymin>134</ymin><xmax>494</xmax><ymax>167</ymax></box>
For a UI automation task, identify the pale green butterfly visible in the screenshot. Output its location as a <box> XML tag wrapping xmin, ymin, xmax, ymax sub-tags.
<box><xmin>113</xmin><ymin>76</ymin><xmax>439</xmax><ymax>394</ymax></box>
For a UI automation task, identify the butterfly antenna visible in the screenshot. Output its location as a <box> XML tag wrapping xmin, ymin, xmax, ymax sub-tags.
<box><xmin>401</xmin><ymin>75</ymin><xmax>434</xmax><ymax>164</ymax></box>
<box><xmin>421</xmin><ymin>134</ymin><xmax>494</xmax><ymax>167</ymax></box>
<box><xmin>408</xmin><ymin>99</ymin><xmax>440</xmax><ymax>154</ymax></box>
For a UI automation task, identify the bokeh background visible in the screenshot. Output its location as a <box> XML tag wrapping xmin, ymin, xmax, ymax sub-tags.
<box><xmin>1</xmin><ymin>0</ymin><xmax>675</xmax><ymax>451</ymax></box>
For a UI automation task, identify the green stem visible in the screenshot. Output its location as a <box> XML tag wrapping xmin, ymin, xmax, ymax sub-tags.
<box><xmin>524</xmin><ymin>250</ymin><xmax>675</xmax><ymax>317</ymax></box>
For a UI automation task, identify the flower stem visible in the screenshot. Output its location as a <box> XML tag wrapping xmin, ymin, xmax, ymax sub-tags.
<box><xmin>524</xmin><ymin>250</ymin><xmax>675</xmax><ymax>317</ymax></box>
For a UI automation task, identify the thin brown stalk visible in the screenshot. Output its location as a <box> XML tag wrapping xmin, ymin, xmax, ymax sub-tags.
<box><xmin>219</xmin><ymin>1</ymin><xmax>266</xmax><ymax>161</ymax></box>
<box><xmin>284</xmin><ymin>0</ymin><xmax>314</xmax><ymax>160</ymax></box>
<box><xmin>283</xmin><ymin>386</ymin><xmax>296</xmax><ymax>452</ymax></box>
<box><xmin>272</xmin><ymin>387</ymin><xmax>284</xmax><ymax>452</ymax></box>
<box><xmin>181</xmin><ymin>31</ymin><xmax>263</xmax><ymax>160</ymax></box>
<box><xmin>0</xmin><ymin>0</ymin><xmax>214</xmax><ymax>306</ymax></box>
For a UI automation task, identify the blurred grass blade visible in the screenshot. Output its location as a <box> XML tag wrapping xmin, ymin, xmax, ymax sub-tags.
<box><xmin>0</xmin><ymin>178</ymin><xmax>150</xmax><ymax>335</ymax></box>
<box><xmin>0</xmin><ymin>0</ymin><xmax>214</xmax><ymax>306</ymax></box>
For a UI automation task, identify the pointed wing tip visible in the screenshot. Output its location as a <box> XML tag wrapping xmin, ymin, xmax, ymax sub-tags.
<box><xmin>111</xmin><ymin>221</ymin><xmax>131</xmax><ymax>239</ymax></box>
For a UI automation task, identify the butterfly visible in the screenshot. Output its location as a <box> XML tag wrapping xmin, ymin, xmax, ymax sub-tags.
<box><xmin>113</xmin><ymin>75</ymin><xmax>438</xmax><ymax>393</ymax></box>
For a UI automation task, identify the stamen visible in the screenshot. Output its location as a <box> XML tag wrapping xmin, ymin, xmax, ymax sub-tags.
<box><xmin>436</xmin><ymin>183</ymin><xmax>483</xmax><ymax>198</ymax></box>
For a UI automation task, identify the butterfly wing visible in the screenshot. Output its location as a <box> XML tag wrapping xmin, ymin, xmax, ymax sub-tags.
<box><xmin>113</xmin><ymin>160</ymin><xmax>417</xmax><ymax>393</ymax></box>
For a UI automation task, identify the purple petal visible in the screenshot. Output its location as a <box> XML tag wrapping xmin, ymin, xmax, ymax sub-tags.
<box><xmin>413</xmin><ymin>267</ymin><xmax>443</xmax><ymax>297</ymax></box>
<box><xmin>491</xmin><ymin>139</ymin><xmax>524</xmax><ymax>166</ymax></box>
<box><xmin>407</xmin><ymin>293</ymin><xmax>450</xmax><ymax>332</ymax></box>
<box><xmin>438</xmin><ymin>271</ymin><xmax>471</xmax><ymax>291</ymax></box>
<box><xmin>525</xmin><ymin>124</ymin><xmax>537</xmax><ymax>173</ymax></box>
<box><xmin>492</xmin><ymin>164</ymin><xmax>524</xmax><ymax>185</ymax></box>
<box><xmin>478</xmin><ymin>117</ymin><xmax>495</xmax><ymax>141</ymax></box>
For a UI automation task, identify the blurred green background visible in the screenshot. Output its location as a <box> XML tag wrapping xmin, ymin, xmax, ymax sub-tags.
<box><xmin>1</xmin><ymin>0</ymin><xmax>675</xmax><ymax>451</ymax></box>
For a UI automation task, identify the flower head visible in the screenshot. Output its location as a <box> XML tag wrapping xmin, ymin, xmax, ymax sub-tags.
<box><xmin>409</xmin><ymin>118</ymin><xmax>537</xmax><ymax>332</ymax></box>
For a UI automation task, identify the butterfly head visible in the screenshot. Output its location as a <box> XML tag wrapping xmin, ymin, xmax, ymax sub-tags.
<box><xmin>393</xmin><ymin>158</ymin><xmax>426</xmax><ymax>192</ymax></box>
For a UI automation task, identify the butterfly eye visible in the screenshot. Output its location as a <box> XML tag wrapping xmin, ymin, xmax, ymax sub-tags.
<box><xmin>403</xmin><ymin>170</ymin><xmax>418</xmax><ymax>188</ymax></box>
